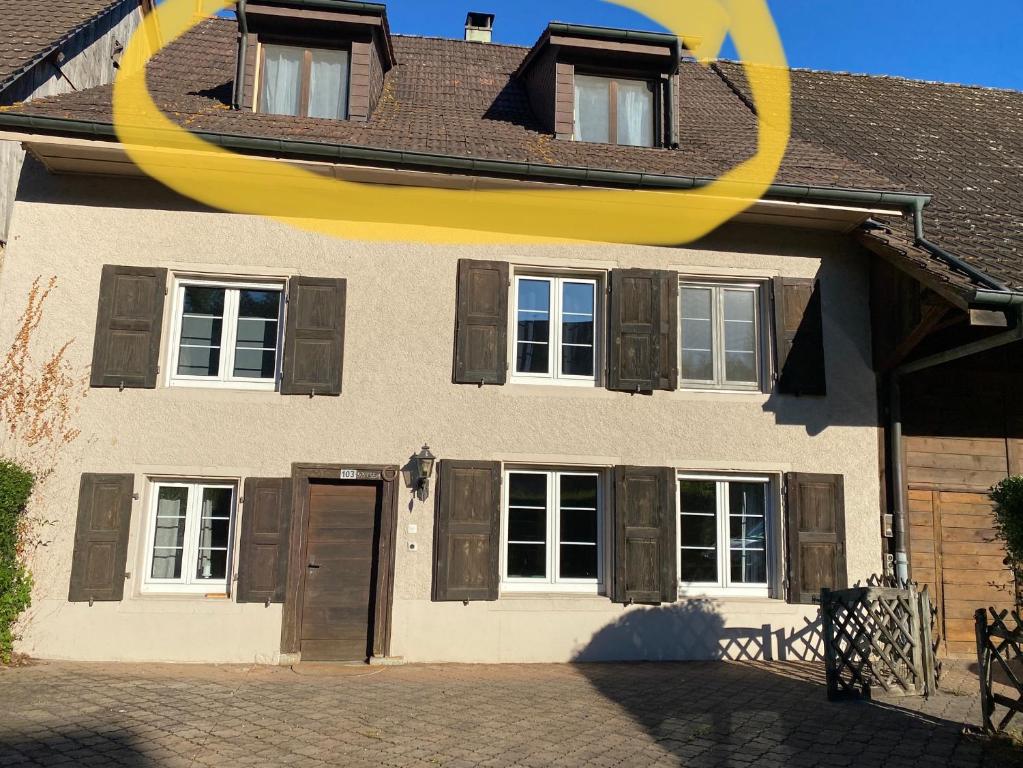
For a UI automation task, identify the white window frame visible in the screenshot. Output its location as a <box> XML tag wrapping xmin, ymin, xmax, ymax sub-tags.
<box><xmin>510</xmin><ymin>274</ymin><xmax>599</xmax><ymax>387</ymax></box>
<box><xmin>142</xmin><ymin>479</ymin><xmax>237</xmax><ymax>595</ymax></box>
<box><xmin>676</xmin><ymin>473</ymin><xmax>773</xmax><ymax>598</ymax></box>
<box><xmin>501</xmin><ymin>468</ymin><xmax>603</xmax><ymax>593</ymax></box>
<box><xmin>679</xmin><ymin>280</ymin><xmax>765</xmax><ymax>392</ymax></box>
<box><xmin>167</xmin><ymin>276</ymin><xmax>285</xmax><ymax>391</ymax></box>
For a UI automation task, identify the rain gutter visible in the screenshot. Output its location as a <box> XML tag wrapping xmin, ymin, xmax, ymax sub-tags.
<box><xmin>0</xmin><ymin>110</ymin><xmax>933</xmax><ymax>210</ymax></box>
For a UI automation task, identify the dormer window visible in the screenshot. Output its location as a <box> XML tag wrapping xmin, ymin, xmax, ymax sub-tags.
<box><xmin>234</xmin><ymin>0</ymin><xmax>395</xmax><ymax>123</ymax></box>
<box><xmin>259</xmin><ymin>44</ymin><xmax>350</xmax><ymax>120</ymax></box>
<box><xmin>573</xmin><ymin>75</ymin><xmax>655</xmax><ymax>147</ymax></box>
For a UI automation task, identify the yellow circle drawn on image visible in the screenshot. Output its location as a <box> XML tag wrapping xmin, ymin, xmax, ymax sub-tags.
<box><xmin>112</xmin><ymin>0</ymin><xmax>791</xmax><ymax>244</ymax></box>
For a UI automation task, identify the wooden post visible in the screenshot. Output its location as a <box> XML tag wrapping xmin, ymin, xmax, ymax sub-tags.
<box><xmin>919</xmin><ymin>587</ymin><xmax>936</xmax><ymax>696</ymax></box>
<box><xmin>907</xmin><ymin>583</ymin><xmax>926</xmax><ymax>696</ymax></box>
<box><xmin>821</xmin><ymin>587</ymin><xmax>838</xmax><ymax>700</ymax></box>
<box><xmin>975</xmin><ymin>608</ymin><xmax>994</xmax><ymax>732</ymax></box>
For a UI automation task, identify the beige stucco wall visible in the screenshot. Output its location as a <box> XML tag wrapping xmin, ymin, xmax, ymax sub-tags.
<box><xmin>0</xmin><ymin>166</ymin><xmax>881</xmax><ymax>663</ymax></box>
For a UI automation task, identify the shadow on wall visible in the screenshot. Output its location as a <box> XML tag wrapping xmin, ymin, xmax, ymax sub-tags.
<box><xmin>572</xmin><ymin>600</ymin><xmax>826</xmax><ymax>663</ymax></box>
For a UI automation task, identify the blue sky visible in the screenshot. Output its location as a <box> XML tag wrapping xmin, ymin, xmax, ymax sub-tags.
<box><xmin>380</xmin><ymin>0</ymin><xmax>1022</xmax><ymax>90</ymax></box>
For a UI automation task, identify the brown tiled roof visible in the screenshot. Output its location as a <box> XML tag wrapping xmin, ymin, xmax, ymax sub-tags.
<box><xmin>0</xmin><ymin>0</ymin><xmax>133</xmax><ymax>90</ymax></box>
<box><xmin>5</xmin><ymin>18</ymin><xmax>898</xmax><ymax>191</ymax></box>
<box><xmin>715</xmin><ymin>62</ymin><xmax>1023</xmax><ymax>290</ymax></box>
<box><xmin>6</xmin><ymin>18</ymin><xmax>1021</xmax><ymax>295</ymax></box>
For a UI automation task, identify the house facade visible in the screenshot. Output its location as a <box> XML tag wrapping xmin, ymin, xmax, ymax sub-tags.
<box><xmin>0</xmin><ymin>2</ymin><xmax>1019</xmax><ymax>664</ymax></box>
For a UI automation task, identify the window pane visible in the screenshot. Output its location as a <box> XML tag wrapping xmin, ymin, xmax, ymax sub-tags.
<box><xmin>679</xmin><ymin>480</ymin><xmax>718</xmax><ymax>584</ymax></box>
<box><xmin>177</xmin><ymin>346</ymin><xmax>221</xmax><ymax>377</ymax></box>
<box><xmin>507</xmin><ymin>544</ymin><xmax>545</xmax><ymax>578</ymax></box>
<box><xmin>508</xmin><ymin>508</ymin><xmax>546</xmax><ymax>542</ymax></box>
<box><xmin>616</xmin><ymin>79</ymin><xmax>654</xmax><ymax>147</ymax></box>
<box><xmin>681</xmin><ymin>287</ymin><xmax>714</xmax><ymax>381</ymax></box>
<box><xmin>730</xmin><ymin>549</ymin><xmax>766</xmax><ymax>584</ymax></box>
<box><xmin>196</xmin><ymin>549</ymin><xmax>228</xmax><ymax>581</ymax></box>
<box><xmin>560</xmin><ymin>544</ymin><xmax>598</xmax><ymax>579</ymax></box>
<box><xmin>508</xmin><ymin>474</ymin><xmax>547</xmax><ymax>543</ymax></box>
<box><xmin>183</xmin><ymin>286</ymin><xmax>225</xmax><ymax>315</ymax></box>
<box><xmin>308</xmin><ymin>48</ymin><xmax>349</xmax><ymax>120</ymax></box>
<box><xmin>559</xmin><ymin>475</ymin><xmax>597</xmax><ymax>544</ymax></box>
<box><xmin>561</xmin><ymin>282</ymin><xmax>595</xmax><ymax>377</ymax></box>
<box><xmin>261</xmin><ymin>45</ymin><xmax>302</xmax><ymax>116</ymax></box>
<box><xmin>574</xmin><ymin>75</ymin><xmax>610</xmax><ymax>143</ymax></box>
<box><xmin>723</xmin><ymin>290</ymin><xmax>757</xmax><ymax>383</ymax></box>
<box><xmin>151</xmin><ymin>486</ymin><xmax>188</xmax><ymax>579</ymax></box>
<box><xmin>509</xmin><ymin>472</ymin><xmax>546</xmax><ymax>507</ymax></box>
<box><xmin>729</xmin><ymin>482</ymin><xmax>767</xmax><ymax>584</ymax></box>
<box><xmin>234</xmin><ymin>290</ymin><xmax>280</xmax><ymax>379</ymax></box>
<box><xmin>178</xmin><ymin>286</ymin><xmax>224</xmax><ymax>377</ymax></box>
<box><xmin>679</xmin><ymin>480</ymin><xmax>715</xmax><ymax>514</ymax></box>
<box><xmin>201</xmin><ymin>486</ymin><xmax>233</xmax><ymax>519</ymax></box>
<box><xmin>680</xmin><ymin>515</ymin><xmax>717</xmax><ymax>548</ymax></box>
<box><xmin>516</xmin><ymin>279</ymin><xmax>550</xmax><ymax>374</ymax></box>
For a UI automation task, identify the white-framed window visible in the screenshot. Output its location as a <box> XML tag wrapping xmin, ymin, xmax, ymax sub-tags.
<box><xmin>680</xmin><ymin>281</ymin><xmax>763</xmax><ymax>390</ymax></box>
<box><xmin>574</xmin><ymin>74</ymin><xmax>655</xmax><ymax>147</ymax></box>
<box><xmin>512</xmin><ymin>274</ymin><xmax>598</xmax><ymax>385</ymax></box>
<box><xmin>502</xmin><ymin>469</ymin><xmax>602</xmax><ymax>592</ymax></box>
<box><xmin>677</xmin><ymin>474</ymin><xmax>772</xmax><ymax>597</ymax></box>
<box><xmin>168</xmin><ymin>277</ymin><xmax>284</xmax><ymax>390</ymax></box>
<box><xmin>143</xmin><ymin>480</ymin><xmax>236</xmax><ymax>594</ymax></box>
<box><xmin>259</xmin><ymin>43</ymin><xmax>350</xmax><ymax>120</ymax></box>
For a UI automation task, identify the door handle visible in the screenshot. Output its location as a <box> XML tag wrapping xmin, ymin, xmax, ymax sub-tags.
<box><xmin>307</xmin><ymin>563</ymin><xmax>321</xmax><ymax>569</ymax></box>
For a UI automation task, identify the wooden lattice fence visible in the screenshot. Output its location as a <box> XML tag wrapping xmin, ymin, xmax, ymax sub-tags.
<box><xmin>975</xmin><ymin>607</ymin><xmax>1023</xmax><ymax>732</ymax></box>
<box><xmin>822</xmin><ymin>578</ymin><xmax>938</xmax><ymax>699</ymax></box>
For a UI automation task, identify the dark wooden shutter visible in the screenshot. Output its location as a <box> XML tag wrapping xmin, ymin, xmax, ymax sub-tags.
<box><xmin>239</xmin><ymin>32</ymin><xmax>258</xmax><ymax>110</ymax></box>
<box><xmin>785</xmin><ymin>472</ymin><xmax>846</xmax><ymax>604</ymax></box>
<box><xmin>612</xmin><ymin>466</ymin><xmax>677</xmax><ymax>604</ymax></box>
<box><xmin>281</xmin><ymin>277</ymin><xmax>346</xmax><ymax>396</ymax></box>
<box><xmin>452</xmin><ymin>259</ymin><xmax>508</xmax><ymax>385</ymax></box>
<box><xmin>773</xmin><ymin>277</ymin><xmax>826</xmax><ymax>396</ymax></box>
<box><xmin>90</xmin><ymin>265</ymin><xmax>166</xmax><ymax>389</ymax></box>
<box><xmin>68</xmin><ymin>473</ymin><xmax>134</xmax><ymax>602</ymax></box>
<box><xmin>236</xmin><ymin>477</ymin><xmax>292</xmax><ymax>603</ymax></box>
<box><xmin>608</xmin><ymin>269</ymin><xmax>678</xmax><ymax>392</ymax></box>
<box><xmin>432</xmin><ymin>460</ymin><xmax>501</xmax><ymax>601</ymax></box>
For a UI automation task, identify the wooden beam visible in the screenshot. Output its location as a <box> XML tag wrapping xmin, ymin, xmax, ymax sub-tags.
<box><xmin>857</xmin><ymin>231</ymin><xmax>972</xmax><ymax>311</ymax></box>
<box><xmin>878</xmin><ymin>303</ymin><xmax>951</xmax><ymax>372</ymax></box>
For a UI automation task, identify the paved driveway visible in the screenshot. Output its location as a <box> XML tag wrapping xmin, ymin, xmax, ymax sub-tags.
<box><xmin>1</xmin><ymin>660</ymin><xmax>1019</xmax><ymax>767</ymax></box>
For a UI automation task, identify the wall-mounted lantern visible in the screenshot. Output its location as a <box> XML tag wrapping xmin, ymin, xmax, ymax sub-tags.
<box><xmin>411</xmin><ymin>444</ymin><xmax>436</xmax><ymax>502</ymax></box>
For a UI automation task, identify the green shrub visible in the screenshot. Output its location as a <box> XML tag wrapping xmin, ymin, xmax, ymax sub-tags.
<box><xmin>0</xmin><ymin>460</ymin><xmax>34</xmax><ymax>664</ymax></box>
<box><xmin>990</xmin><ymin>476</ymin><xmax>1023</xmax><ymax>570</ymax></box>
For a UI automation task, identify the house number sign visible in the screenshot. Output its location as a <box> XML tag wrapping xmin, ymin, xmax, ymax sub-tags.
<box><xmin>339</xmin><ymin>469</ymin><xmax>382</xmax><ymax>480</ymax></box>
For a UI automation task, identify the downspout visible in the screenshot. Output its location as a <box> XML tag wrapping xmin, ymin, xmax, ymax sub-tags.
<box><xmin>665</xmin><ymin>36</ymin><xmax>681</xmax><ymax>148</ymax></box>
<box><xmin>911</xmin><ymin>198</ymin><xmax>1006</xmax><ymax>291</ymax></box>
<box><xmin>888</xmin><ymin>310</ymin><xmax>1023</xmax><ymax>581</ymax></box>
<box><xmin>232</xmin><ymin>0</ymin><xmax>248</xmax><ymax>111</ymax></box>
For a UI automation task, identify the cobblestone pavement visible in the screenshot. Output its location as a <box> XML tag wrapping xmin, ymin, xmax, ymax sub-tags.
<box><xmin>1</xmin><ymin>660</ymin><xmax>1020</xmax><ymax>767</ymax></box>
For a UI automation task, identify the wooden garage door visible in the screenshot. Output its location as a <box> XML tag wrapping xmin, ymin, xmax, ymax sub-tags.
<box><xmin>299</xmin><ymin>480</ymin><xmax>382</xmax><ymax>661</ymax></box>
<box><xmin>906</xmin><ymin>437</ymin><xmax>1015</xmax><ymax>657</ymax></box>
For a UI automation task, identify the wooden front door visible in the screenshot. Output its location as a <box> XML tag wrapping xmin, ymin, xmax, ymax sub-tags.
<box><xmin>299</xmin><ymin>480</ymin><xmax>382</xmax><ymax>661</ymax></box>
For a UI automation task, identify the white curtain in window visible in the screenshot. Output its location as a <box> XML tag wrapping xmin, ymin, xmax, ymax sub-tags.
<box><xmin>261</xmin><ymin>45</ymin><xmax>302</xmax><ymax>116</ymax></box>
<box><xmin>309</xmin><ymin>49</ymin><xmax>350</xmax><ymax>120</ymax></box>
<box><xmin>574</xmin><ymin>75</ymin><xmax>610</xmax><ymax>143</ymax></box>
<box><xmin>616</xmin><ymin>80</ymin><xmax>654</xmax><ymax>147</ymax></box>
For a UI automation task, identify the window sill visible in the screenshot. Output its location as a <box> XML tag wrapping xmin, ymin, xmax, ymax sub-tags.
<box><xmin>508</xmin><ymin>376</ymin><xmax>598</xmax><ymax>389</ymax></box>
<box><xmin>166</xmin><ymin>379</ymin><xmax>277</xmax><ymax>392</ymax></box>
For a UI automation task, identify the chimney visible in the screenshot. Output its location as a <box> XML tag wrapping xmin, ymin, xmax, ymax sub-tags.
<box><xmin>465</xmin><ymin>12</ymin><xmax>495</xmax><ymax>43</ymax></box>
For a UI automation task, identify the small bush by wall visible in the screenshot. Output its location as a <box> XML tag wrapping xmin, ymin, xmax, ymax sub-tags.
<box><xmin>991</xmin><ymin>476</ymin><xmax>1023</xmax><ymax>569</ymax></box>
<box><xmin>0</xmin><ymin>460</ymin><xmax>34</xmax><ymax>663</ymax></box>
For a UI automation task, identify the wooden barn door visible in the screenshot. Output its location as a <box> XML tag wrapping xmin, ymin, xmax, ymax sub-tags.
<box><xmin>905</xmin><ymin>437</ymin><xmax>1016</xmax><ymax>657</ymax></box>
